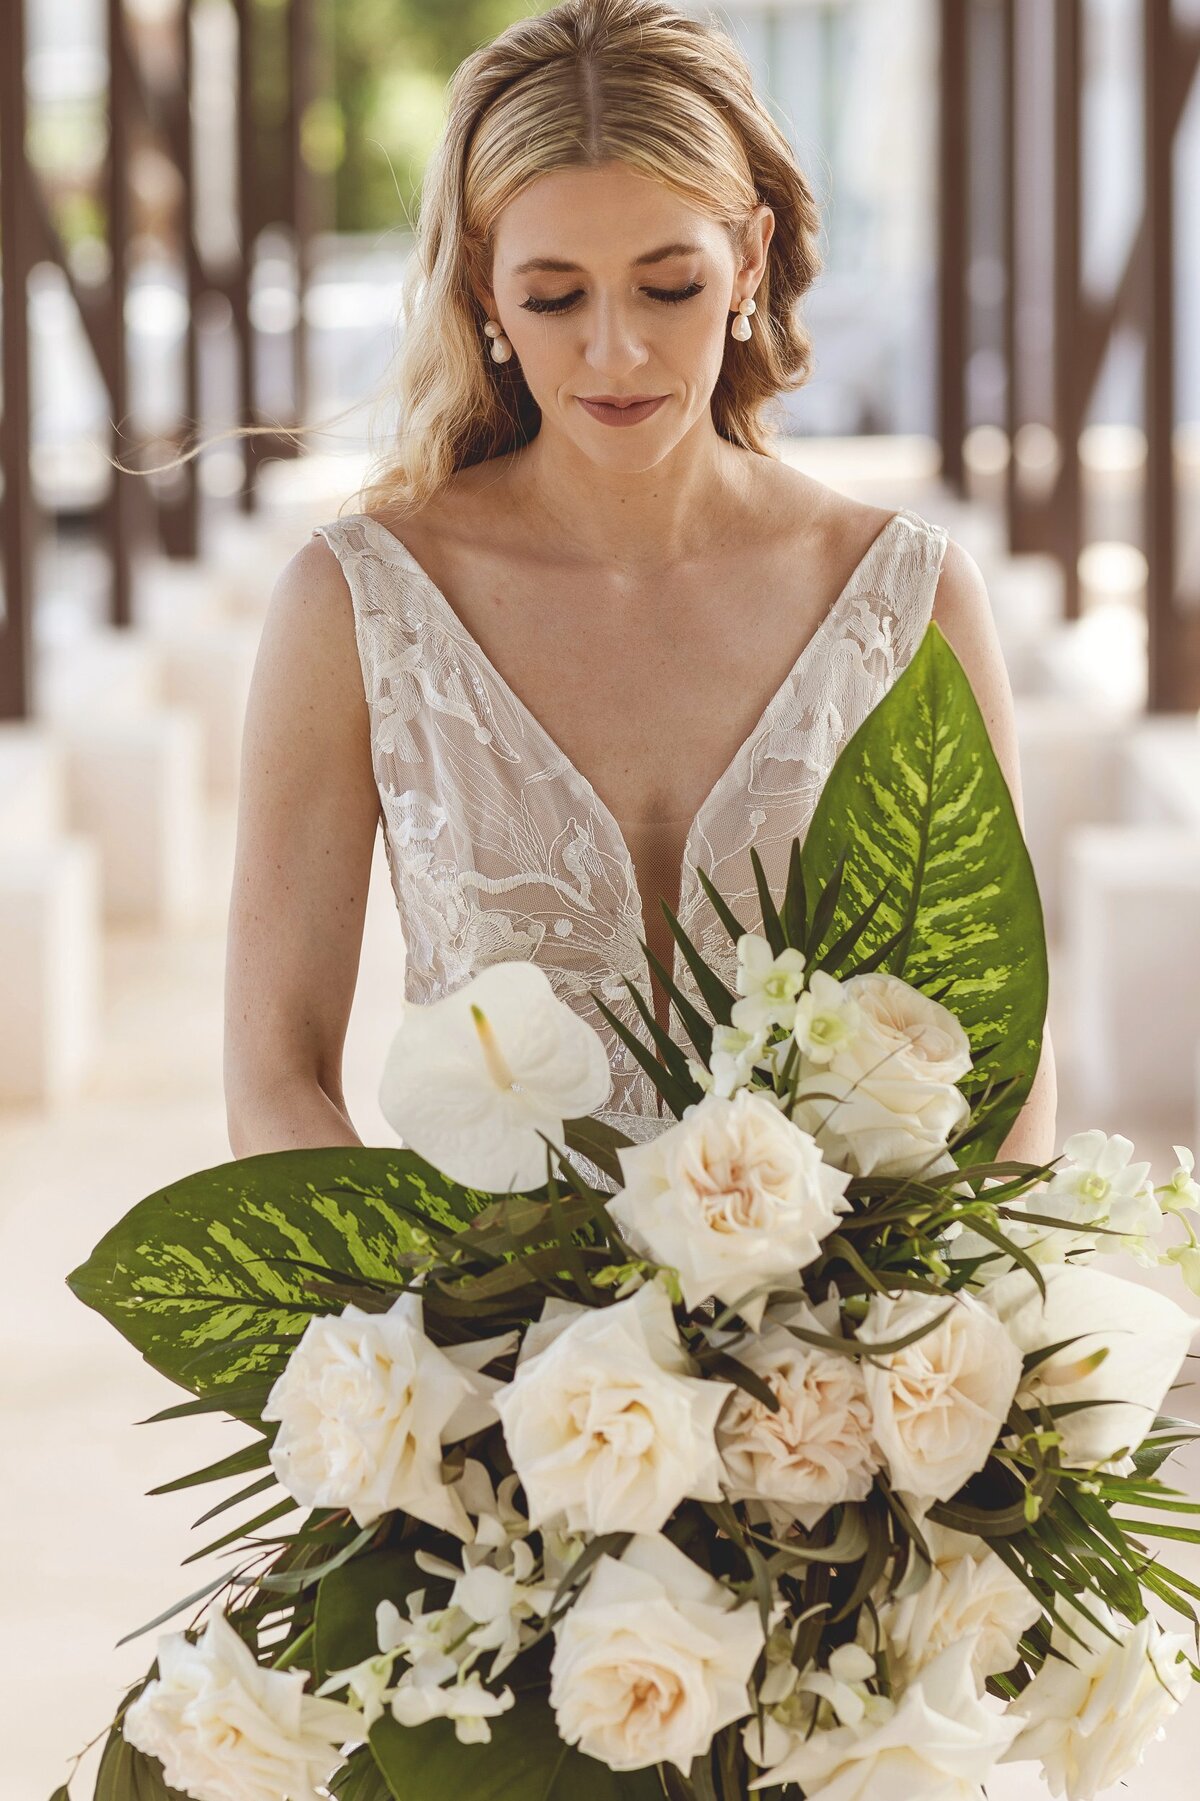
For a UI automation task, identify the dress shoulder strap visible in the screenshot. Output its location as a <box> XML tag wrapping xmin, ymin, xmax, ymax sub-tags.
<box><xmin>877</xmin><ymin>508</ymin><xmax>952</xmax><ymax>671</ymax></box>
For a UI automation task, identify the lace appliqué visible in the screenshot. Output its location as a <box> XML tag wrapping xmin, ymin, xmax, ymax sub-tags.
<box><xmin>312</xmin><ymin>508</ymin><xmax>950</xmax><ymax>1183</ymax></box>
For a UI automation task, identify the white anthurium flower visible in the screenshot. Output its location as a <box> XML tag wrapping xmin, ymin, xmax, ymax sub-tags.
<box><xmin>716</xmin><ymin>1295</ymin><xmax>882</xmax><ymax>1531</ymax></box>
<box><xmin>608</xmin><ymin>1089</ymin><xmax>852</xmax><ymax>1331</ymax></box>
<box><xmin>492</xmin><ymin>1279</ymin><xmax>734</xmax><ymax>1534</ymax></box>
<box><xmin>859</xmin><ymin>1287</ymin><xmax>1023</xmax><ymax>1505</ymax></box>
<box><xmin>377</xmin><ymin>960</ymin><xmax>612</xmax><ymax>1192</ymax></box>
<box><xmin>261</xmin><ymin>1291</ymin><xmax>517</xmax><ymax>1540</ymax></box>
<box><xmin>549</xmin><ymin>1532</ymin><xmax>768</xmax><ymax>1774</ymax></box>
<box><xmin>999</xmin><ymin>1594</ymin><xmax>1192</xmax><ymax>1800</ymax></box>
<box><xmin>863</xmin><ymin>1518</ymin><xmax>1043</xmax><ymax>1691</ymax></box>
<box><xmin>745</xmin><ymin>1633</ymin><xmax>1023</xmax><ymax>1796</ymax></box>
<box><xmin>709</xmin><ymin>1020</ymin><xmax>772</xmax><ymax>1098</ymax></box>
<box><xmin>1159</xmin><ymin>1144</ymin><xmax>1200</xmax><ymax>1215</ymax></box>
<box><xmin>792</xmin><ymin>970</ymin><xmax>862</xmax><ymax>1065</ymax></box>
<box><xmin>123</xmin><ymin>1608</ymin><xmax>362</xmax><ymax>1801</ymax></box>
<box><xmin>979</xmin><ymin>1262</ymin><xmax>1199</xmax><ymax>1472</ymax></box>
<box><xmin>730</xmin><ymin>932</ymin><xmax>808</xmax><ymax>1036</ymax></box>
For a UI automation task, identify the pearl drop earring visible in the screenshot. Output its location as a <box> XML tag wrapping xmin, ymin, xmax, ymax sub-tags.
<box><xmin>730</xmin><ymin>297</ymin><xmax>756</xmax><ymax>341</ymax></box>
<box><xmin>483</xmin><ymin>317</ymin><xmax>513</xmax><ymax>363</ymax></box>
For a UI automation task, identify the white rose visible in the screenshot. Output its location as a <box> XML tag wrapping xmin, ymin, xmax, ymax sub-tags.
<box><xmin>609</xmin><ymin>1090</ymin><xmax>852</xmax><ymax>1330</ymax></box>
<box><xmin>860</xmin><ymin>1287</ymin><xmax>1023</xmax><ymax>1503</ymax></box>
<box><xmin>550</xmin><ymin>1532</ymin><xmax>766</xmax><ymax>1773</ymax></box>
<box><xmin>1000</xmin><ymin>1595</ymin><xmax>1192</xmax><ymax>1800</ymax></box>
<box><xmin>791</xmin><ymin>972</ymin><xmax>972</xmax><ymax>1178</ymax></box>
<box><xmin>745</xmin><ymin>1634</ymin><xmax>1023</xmax><ymax>1796</ymax></box>
<box><xmin>123</xmin><ymin>1609</ymin><xmax>360</xmax><ymax>1801</ymax></box>
<box><xmin>716</xmin><ymin>1297</ymin><xmax>881</xmax><ymax>1530</ymax></box>
<box><xmin>979</xmin><ymin>1263</ymin><xmax>1199</xmax><ymax>1471</ymax></box>
<box><xmin>492</xmin><ymin>1281</ymin><xmax>734</xmax><ymax>1534</ymax></box>
<box><xmin>262</xmin><ymin>1291</ymin><xmax>516</xmax><ymax>1539</ymax></box>
<box><xmin>867</xmin><ymin>1519</ymin><xmax>1042</xmax><ymax>1689</ymax></box>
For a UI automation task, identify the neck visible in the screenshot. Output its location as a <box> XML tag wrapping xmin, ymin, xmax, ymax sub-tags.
<box><xmin>501</xmin><ymin>412</ymin><xmax>758</xmax><ymax>577</ymax></box>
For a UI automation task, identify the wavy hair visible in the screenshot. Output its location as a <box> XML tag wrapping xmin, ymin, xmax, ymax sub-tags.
<box><xmin>350</xmin><ymin>0</ymin><xmax>824</xmax><ymax>520</ymax></box>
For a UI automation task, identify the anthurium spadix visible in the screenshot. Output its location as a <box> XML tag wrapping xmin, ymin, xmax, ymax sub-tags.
<box><xmin>378</xmin><ymin>961</ymin><xmax>613</xmax><ymax>1192</ymax></box>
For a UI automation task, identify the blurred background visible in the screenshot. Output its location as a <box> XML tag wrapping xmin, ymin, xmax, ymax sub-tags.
<box><xmin>3</xmin><ymin>0</ymin><xmax>1200</xmax><ymax>1792</ymax></box>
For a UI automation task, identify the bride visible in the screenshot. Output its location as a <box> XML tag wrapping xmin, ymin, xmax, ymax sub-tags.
<box><xmin>223</xmin><ymin>0</ymin><xmax>1056</xmax><ymax>1170</ymax></box>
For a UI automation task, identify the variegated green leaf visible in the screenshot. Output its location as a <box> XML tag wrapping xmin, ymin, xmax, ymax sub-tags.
<box><xmin>800</xmin><ymin>622</ymin><xmax>1047</xmax><ymax>1157</ymax></box>
<box><xmin>67</xmin><ymin>1147</ymin><xmax>493</xmax><ymax>1415</ymax></box>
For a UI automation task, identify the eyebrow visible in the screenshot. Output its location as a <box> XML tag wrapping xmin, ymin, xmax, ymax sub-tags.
<box><xmin>511</xmin><ymin>240</ymin><xmax>707</xmax><ymax>276</ymax></box>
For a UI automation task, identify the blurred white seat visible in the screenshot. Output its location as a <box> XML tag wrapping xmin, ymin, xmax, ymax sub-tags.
<box><xmin>983</xmin><ymin>555</ymin><xmax>1064</xmax><ymax>693</ymax></box>
<box><xmin>0</xmin><ymin>837</ymin><xmax>101</xmax><ymax>1104</ymax></box>
<box><xmin>205</xmin><ymin>512</ymin><xmax>314</xmax><ymax>619</ymax></box>
<box><xmin>1024</xmin><ymin>603</ymin><xmax>1147</xmax><ymax>715</ymax></box>
<box><xmin>1066</xmin><ymin>827</ymin><xmax>1200</xmax><ymax>1119</ymax></box>
<box><xmin>36</xmin><ymin>624</ymin><xmax>164</xmax><ymax>723</ymax></box>
<box><xmin>0</xmin><ymin>723</ymin><xmax>69</xmax><ymax>846</ymax></box>
<box><xmin>55</xmin><ymin>710</ymin><xmax>206</xmax><ymax>929</ymax></box>
<box><xmin>1014</xmin><ymin>700</ymin><xmax>1127</xmax><ymax>938</ymax></box>
<box><xmin>1119</xmin><ymin>717</ymin><xmax>1200</xmax><ymax>830</ymax></box>
<box><xmin>256</xmin><ymin>450</ymin><xmax>367</xmax><ymax>532</ymax></box>
<box><xmin>133</xmin><ymin>561</ymin><xmax>261</xmax><ymax>795</ymax></box>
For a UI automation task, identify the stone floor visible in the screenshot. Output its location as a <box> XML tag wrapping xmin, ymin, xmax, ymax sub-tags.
<box><xmin>3</xmin><ymin>795</ymin><xmax>1199</xmax><ymax>1794</ymax></box>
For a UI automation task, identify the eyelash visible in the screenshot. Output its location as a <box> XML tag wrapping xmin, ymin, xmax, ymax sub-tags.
<box><xmin>519</xmin><ymin>281</ymin><xmax>707</xmax><ymax>315</ymax></box>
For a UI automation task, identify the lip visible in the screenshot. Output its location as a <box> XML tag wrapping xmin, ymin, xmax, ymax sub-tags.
<box><xmin>576</xmin><ymin>394</ymin><xmax>668</xmax><ymax>427</ymax></box>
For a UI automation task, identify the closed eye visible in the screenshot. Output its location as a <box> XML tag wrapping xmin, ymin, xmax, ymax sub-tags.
<box><xmin>519</xmin><ymin>282</ymin><xmax>707</xmax><ymax>316</ymax></box>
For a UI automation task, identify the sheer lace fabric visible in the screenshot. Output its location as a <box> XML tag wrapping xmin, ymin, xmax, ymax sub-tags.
<box><xmin>312</xmin><ymin>507</ymin><xmax>950</xmax><ymax>1177</ymax></box>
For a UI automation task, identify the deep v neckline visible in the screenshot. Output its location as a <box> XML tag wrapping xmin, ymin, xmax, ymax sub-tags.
<box><xmin>357</xmin><ymin>506</ymin><xmax>908</xmax><ymax>1011</ymax></box>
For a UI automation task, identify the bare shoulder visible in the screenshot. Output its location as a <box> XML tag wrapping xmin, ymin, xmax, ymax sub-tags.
<box><xmin>253</xmin><ymin>532</ymin><xmax>371</xmax><ymax>735</ymax></box>
<box><xmin>750</xmin><ymin>459</ymin><xmax>898</xmax><ymax>567</ymax></box>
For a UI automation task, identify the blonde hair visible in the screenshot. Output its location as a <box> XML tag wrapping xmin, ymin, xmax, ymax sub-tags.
<box><xmin>123</xmin><ymin>0</ymin><xmax>824</xmax><ymax>518</ymax></box>
<box><xmin>356</xmin><ymin>0</ymin><xmax>823</xmax><ymax>520</ymax></box>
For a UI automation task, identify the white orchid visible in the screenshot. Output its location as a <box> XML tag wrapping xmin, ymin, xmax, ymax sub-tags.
<box><xmin>390</xmin><ymin>1662</ymin><xmax>516</xmax><ymax>1744</ymax></box>
<box><xmin>792</xmin><ymin>969</ymin><xmax>862</xmax><ymax>1064</ymax></box>
<box><xmin>730</xmin><ymin>932</ymin><xmax>807</xmax><ymax>1036</ymax></box>
<box><xmin>1041</xmin><ymin>1130</ymin><xmax>1159</xmax><ymax>1257</ymax></box>
<box><xmin>1159</xmin><ymin>1145</ymin><xmax>1200</xmax><ymax>1216</ymax></box>
<box><xmin>378</xmin><ymin>960</ymin><xmax>612</xmax><ymax>1191</ymax></box>
<box><xmin>708</xmin><ymin>1020</ymin><xmax>772</xmax><ymax>1098</ymax></box>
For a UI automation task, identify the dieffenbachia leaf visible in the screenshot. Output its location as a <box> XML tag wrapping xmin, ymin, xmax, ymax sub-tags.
<box><xmin>66</xmin><ymin>1146</ymin><xmax>493</xmax><ymax>1416</ymax></box>
<box><xmin>800</xmin><ymin>621</ymin><xmax>1048</xmax><ymax>1158</ymax></box>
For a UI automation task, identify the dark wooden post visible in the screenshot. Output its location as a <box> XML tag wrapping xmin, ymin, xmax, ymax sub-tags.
<box><xmin>0</xmin><ymin>0</ymin><xmax>36</xmax><ymax>719</ymax></box>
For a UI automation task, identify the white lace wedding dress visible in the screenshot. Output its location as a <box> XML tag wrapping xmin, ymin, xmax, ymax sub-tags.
<box><xmin>311</xmin><ymin>506</ymin><xmax>949</xmax><ymax>1184</ymax></box>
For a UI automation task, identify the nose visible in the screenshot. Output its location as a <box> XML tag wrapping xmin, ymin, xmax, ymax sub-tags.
<box><xmin>581</xmin><ymin>294</ymin><xmax>651</xmax><ymax>381</ymax></box>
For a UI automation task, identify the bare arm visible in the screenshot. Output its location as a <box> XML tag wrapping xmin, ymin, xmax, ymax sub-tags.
<box><xmin>224</xmin><ymin>536</ymin><xmax>382</xmax><ymax>1155</ymax></box>
<box><xmin>930</xmin><ymin>538</ymin><xmax>1059</xmax><ymax>1167</ymax></box>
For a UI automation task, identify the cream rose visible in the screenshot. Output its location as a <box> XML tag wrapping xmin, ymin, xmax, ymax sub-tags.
<box><xmin>1000</xmin><ymin>1595</ymin><xmax>1192</xmax><ymax>1799</ymax></box>
<box><xmin>790</xmin><ymin>971</ymin><xmax>972</xmax><ymax>1178</ymax></box>
<box><xmin>492</xmin><ymin>1280</ymin><xmax>734</xmax><ymax>1534</ymax></box>
<box><xmin>979</xmin><ymin>1263</ymin><xmax>1199</xmax><ymax>1471</ymax></box>
<box><xmin>550</xmin><ymin>1532</ymin><xmax>766</xmax><ymax>1773</ymax></box>
<box><xmin>716</xmin><ymin>1297</ymin><xmax>881</xmax><ymax>1531</ymax></box>
<box><xmin>123</xmin><ymin>1608</ymin><xmax>360</xmax><ymax>1801</ymax></box>
<box><xmin>867</xmin><ymin>1518</ymin><xmax>1042</xmax><ymax>1689</ymax></box>
<box><xmin>859</xmin><ymin>1287</ymin><xmax>1023</xmax><ymax>1503</ymax></box>
<box><xmin>609</xmin><ymin>1090</ymin><xmax>852</xmax><ymax>1330</ymax></box>
<box><xmin>745</xmin><ymin>1634</ymin><xmax>1023</xmax><ymax>1795</ymax></box>
<box><xmin>262</xmin><ymin>1292</ymin><xmax>516</xmax><ymax>1539</ymax></box>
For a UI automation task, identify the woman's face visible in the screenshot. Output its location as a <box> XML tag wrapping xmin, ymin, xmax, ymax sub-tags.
<box><xmin>482</xmin><ymin>160</ymin><xmax>772</xmax><ymax>468</ymax></box>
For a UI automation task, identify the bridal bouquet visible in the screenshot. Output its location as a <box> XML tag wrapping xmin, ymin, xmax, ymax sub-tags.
<box><xmin>61</xmin><ymin>626</ymin><xmax>1200</xmax><ymax>1801</ymax></box>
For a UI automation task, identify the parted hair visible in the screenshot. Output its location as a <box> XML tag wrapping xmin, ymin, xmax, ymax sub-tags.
<box><xmin>351</xmin><ymin>0</ymin><xmax>824</xmax><ymax>519</ymax></box>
